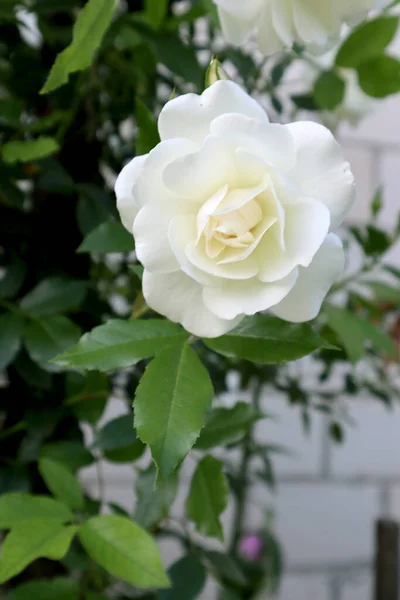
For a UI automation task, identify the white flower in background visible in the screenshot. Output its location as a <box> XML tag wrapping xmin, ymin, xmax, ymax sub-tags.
<box><xmin>213</xmin><ymin>0</ymin><xmax>388</xmax><ymax>56</ymax></box>
<box><xmin>116</xmin><ymin>81</ymin><xmax>355</xmax><ymax>338</ymax></box>
<box><xmin>284</xmin><ymin>45</ymin><xmax>378</xmax><ymax>128</ymax></box>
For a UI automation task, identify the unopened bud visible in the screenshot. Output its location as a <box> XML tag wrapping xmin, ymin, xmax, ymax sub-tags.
<box><xmin>205</xmin><ymin>57</ymin><xmax>230</xmax><ymax>88</ymax></box>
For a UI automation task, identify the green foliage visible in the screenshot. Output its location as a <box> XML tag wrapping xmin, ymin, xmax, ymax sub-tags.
<box><xmin>5</xmin><ymin>577</ymin><xmax>79</xmax><ymax>600</ymax></box>
<box><xmin>135</xmin><ymin>465</ymin><xmax>179</xmax><ymax>530</ymax></box>
<box><xmin>24</xmin><ymin>315</ymin><xmax>81</xmax><ymax>370</ymax></box>
<box><xmin>336</xmin><ymin>17</ymin><xmax>399</xmax><ymax>68</ymax></box>
<box><xmin>39</xmin><ymin>458</ymin><xmax>84</xmax><ymax>511</ymax></box>
<box><xmin>195</xmin><ymin>403</ymin><xmax>260</xmax><ymax>450</ymax></box>
<box><xmin>0</xmin><ymin>493</ymin><xmax>74</xmax><ymax>528</ymax></box>
<box><xmin>314</xmin><ymin>70</ymin><xmax>345</xmax><ymax>110</ymax></box>
<box><xmin>0</xmin><ymin>522</ymin><xmax>78</xmax><ymax>583</ymax></box>
<box><xmin>2</xmin><ymin>137</ymin><xmax>60</xmax><ymax>164</ymax></box>
<box><xmin>144</xmin><ymin>0</ymin><xmax>168</xmax><ymax>29</ymax></box>
<box><xmin>0</xmin><ymin>313</ymin><xmax>24</xmax><ymax>370</ymax></box>
<box><xmin>20</xmin><ymin>278</ymin><xmax>87</xmax><ymax>316</ymax></box>
<box><xmin>158</xmin><ymin>556</ymin><xmax>206</xmax><ymax>600</ymax></box>
<box><xmin>79</xmin><ymin>515</ymin><xmax>170</xmax><ymax>589</ymax></box>
<box><xmin>53</xmin><ymin>319</ymin><xmax>188</xmax><ymax>371</ymax></box>
<box><xmin>41</xmin><ymin>0</ymin><xmax>118</xmax><ymax>93</ymax></box>
<box><xmin>186</xmin><ymin>456</ymin><xmax>228</xmax><ymax>541</ymax></box>
<box><xmin>77</xmin><ymin>220</ymin><xmax>135</xmax><ymax>254</ymax></box>
<box><xmin>205</xmin><ymin>315</ymin><xmax>332</xmax><ymax>363</ymax></box>
<box><xmin>325</xmin><ymin>305</ymin><xmax>396</xmax><ymax>363</ymax></box>
<box><xmin>135</xmin><ymin>343</ymin><xmax>214</xmax><ymax>480</ymax></box>
<box><xmin>93</xmin><ymin>414</ymin><xmax>145</xmax><ymax>463</ymax></box>
<box><xmin>358</xmin><ymin>55</ymin><xmax>400</xmax><ymax>97</ymax></box>
<box><xmin>136</xmin><ymin>98</ymin><xmax>161</xmax><ymax>156</ymax></box>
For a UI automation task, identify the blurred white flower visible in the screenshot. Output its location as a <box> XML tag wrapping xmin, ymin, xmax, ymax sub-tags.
<box><xmin>116</xmin><ymin>81</ymin><xmax>355</xmax><ymax>337</ymax></box>
<box><xmin>213</xmin><ymin>0</ymin><xmax>388</xmax><ymax>56</ymax></box>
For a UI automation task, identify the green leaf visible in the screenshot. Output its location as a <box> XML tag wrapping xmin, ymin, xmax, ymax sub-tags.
<box><xmin>40</xmin><ymin>441</ymin><xmax>94</xmax><ymax>473</ymax></box>
<box><xmin>77</xmin><ymin>220</ymin><xmax>134</xmax><ymax>254</ymax></box>
<box><xmin>136</xmin><ymin>98</ymin><xmax>160</xmax><ymax>156</ymax></box>
<box><xmin>325</xmin><ymin>305</ymin><xmax>397</xmax><ymax>363</ymax></box>
<box><xmin>5</xmin><ymin>577</ymin><xmax>79</xmax><ymax>600</ymax></box>
<box><xmin>195</xmin><ymin>403</ymin><xmax>259</xmax><ymax>450</ymax></box>
<box><xmin>53</xmin><ymin>319</ymin><xmax>188</xmax><ymax>371</ymax></box>
<box><xmin>186</xmin><ymin>456</ymin><xmax>228</xmax><ymax>541</ymax></box>
<box><xmin>371</xmin><ymin>188</ymin><xmax>383</xmax><ymax>218</ymax></box>
<box><xmin>66</xmin><ymin>371</ymin><xmax>109</xmax><ymax>424</ymax></box>
<box><xmin>39</xmin><ymin>458</ymin><xmax>84</xmax><ymax>511</ymax></box>
<box><xmin>203</xmin><ymin>551</ymin><xmax>247</xmax><ymax>587</ymax></box>
<box><xmin>0</xmin><ymin>493</ymin><xmax>74</xmax><ymax>528</ymax></box>
<box><xmin>24</xmin><ymin>315</ymin><xmax>81</xmax><ymax>371</ymax></box>
<box><xmin>20</xmin><ymin>278</ymin><xmax>87</xmax><ymax>316</ymax></box>
<box><xmin>2</xmin><ymin>137</ymin><xmax>59</xmax><ymax>164</ymax></box>
<box><xmin>358</xmin><ymin>55</ymin><xmax>400</xmax><ymax>98</ymax></box>
<box><xmin>336</xmin><ymin>17</ymin><xmax>399</xmax><ymax>68</ymax></box>
<box><xmin>79</xmin><ymin>515</ymin><xmax>170</xmax><ymax>589</ymax></box>
<box><xmin>0</xmin><ymin>313</ymin><xmax>24</xmax><ymax>370</ymax></box>
<box><xmin>0</xmin><ymin>257</ymin><xmax>26</xmax><ymax>299</ymax></box>
<box><xmin>145</xmin><ymin>0</ymin><xmax>168</xmax><ymax>29</ymax></box>
<box><xmin>365</xmin><ymin>281</ymin><xmax>400</xmax><ymax>305</ymax></box>
<box><xmin>158</xmin><ymin>555</ymin><xmax>206</xmax><ymax>600</ymax></box>
<box><xmin>41</xmin><ymin>0</ymin><xmax>117</xmax><ymax>94</ymax></box>
<box><xmin>135</xmin><ymin>465</ymin><xmax>178</xmax><ymax>530</ymax></box>
<box><xmin>0</xmin><ymin>522</ymin><xmax>77</xmax><ymax>583</ymax></box>
<box><xmin>135</xmin><ymin>343</ymin><xmax>213</xmax><ymax>480</ymax></box>
<box><xmin>93</xmin><ymin>414</ymin><xmax>145</xmax><ymax>463</ymax></box>
<box><xmin>314</xmin><ymin>70</ymin><xmax>345</xmax><ymax>110</ymax></box>
<box><xmin>205</xmin><ymin>315</ymin><xmax>331</xmax><ymax>364</ymax></box>
<box><xmin>152</xmin><ymin>34</ymin><xmax>203</xmax><ymax>87</ymax></box>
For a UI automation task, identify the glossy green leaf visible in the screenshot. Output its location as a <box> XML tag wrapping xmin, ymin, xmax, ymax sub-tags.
<box><xmin>24</xmin><ymin>315</ymin><xmax>81</xmax><ymax>371</ymax></box>
<box><xmin>135</xmin><ymin>343</ymin><xmax>213</xmax><ymax>479</ymax></box>
<box><xmin>205</xmin><ymin>315</ymin><xmax>331</xmax><ymax>364</ymax></box>
<box><xmin>2</xmin><ymin>137</ymin><xmax>59</xmax><ymax>164</ymax></box>
<box><xmin>66</xmin><ymin>371</ymin><xmax>109</xmax><ymax>424</ymax></box>
<box><xmin>366</xmin><ymin>281</ymin><xmax>400</xmax><ymax>305</ymax></box>
<box><xmin>195</xmin><ymin>403</ymin><xmax>259</xmax><ymax>450</ymax></box>
<box><xmin>79</xmin><ymin>515</ymin><xmax>170</xmax><ymax>589</ymax></box>
<box><xmin>158</xmin><ymin>555</ymin><xmax>206</xmax><ymax>600</ymax></box>
<box><xmin>314</xmin><ymin>70</ymin><xmax>345</xmax><ymax>110</ymax></box>
<box><xmin>135</xmin><ymin>465</ymin><xmax>178</xmax><ymax>530</ymax></box>
<box><xmin>153</xmin><ymin>34</ymin><xmax>203</xmax><ymax>87</ymax></box>
<box><xmin>53</xmin><ymin>319</ymin><xmax>188</xmax><ymax>371</ymax></box>
<box><xmin>0</xmin><ymin>522</ymin><xmax>77</xmax><ymax>583</ymax></box>
<box><xmin>136</xmin><ymin>98</ymin><xmax>160</xmax><ymax>155</ymax></box>
<box><xmin>41</xmin><ymin>0</ymin><xmax>117</xmax><ymax>94</ymax></box>
<box><xmin>326</xmin><ymin>305</ymin><xmax>397</xmax><ymax>363</ymax></box>
<box><xmin>203</xmin><ymin>551</ymin><xmax>247</xmax><ymax>587</ymax></box>
<box><xmin>0</xmin><ymin>313</ymin><xmax>24</xmax><ymax>370</ymax></box>
<box><xmin>77</xmin><ymin>220</ymin><xmax>134</xmax><ymax>254</ymax></box>
<box><xmin>0</xmin><ymin>257</ymin><xmax>26</xmax><ymax>299</ymax></box>
<box><xmin>186</xmin><ymin>456</ymin><xmax>228</xmax><ymax>541</ymax></box>
<box><xmin>39</xmin><ymin>458</ymin><xmax>84</xmax><ymax>511</ymax></box>
<box><xmin>5</xmin><ymin>577</ymin><xmax>79</xmax><ymax>600</ymax></box>
<box><xmin>0</xmin><ymin>492</ymin><xmax>74</xmax><ymax>528</ymax></box>
<box><xmin>358</xmin><ymin>55</ymin><xmax>400</xmax><ymax>98</ymax></box>
<box><xmin>336</xmin><ymin>17</ymin><xmax>399</xmax><ymax>68</ymax></box>
<box><xmin>20</xmin><ymin>278</ymin><xmax>87</xmax><ymax>316</ymax></box>
<box><xmin>145</xmin><ymin>0</ymin><xmax>168</xmax><ymax>29</ymax></box>
<box><xmin>40</xmin><ymin>441</ymin><xmax>94</xmax><ymax>473</ymax></box>
<box><xmin>93</xmin><ymin>414</ymin><xmax>145</xmax><ymax>463</ymax></box>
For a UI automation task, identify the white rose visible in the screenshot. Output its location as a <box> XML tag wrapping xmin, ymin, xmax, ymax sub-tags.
<box><xmin>116</xmin><ymin>81</ymin><xmax>355</xmax><ymax>338</ymax></box>
<box><xmin>213</xmin><ymin>0</ymin><xmax>387</xmax><ymax>56</ymax></box>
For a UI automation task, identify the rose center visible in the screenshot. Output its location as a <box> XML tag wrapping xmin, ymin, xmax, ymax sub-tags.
<box><xmin>204</xmin><ymin>198</ymin><xmax>263</xmax><ymax>259</ymax></box>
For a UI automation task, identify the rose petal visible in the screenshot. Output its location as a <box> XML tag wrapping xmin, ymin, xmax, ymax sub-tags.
<box><xmin>259</xmin><ymin>198</ymin><xmax>330</xmax><ymax>282</ymax></box>
<box><xmin>285</xmin><ymin>121</ymin><xmax>355</xmax><ymax>229</ymax></box>
<box><xmin>115</xmin><ymin>155</ymin><xmax>147</xmax><ymax>232</ymax></box>
<box><xmin>163</xmin><ymin>136</ymin><xmax>237</xmax><ymax>201</ymax></box>
<box><xmin>203</xmin><ymin>270</ymin><xmax>298</xmax><ymax>320</ymax></box>
<box><xmin>143</xmin><ymin>269</ymin><xmax>243</xmax><ymax>337</ymax></box>
<box><xmin>211</xmin><ymin>114</ymin><xmax>296</xmax><ymax>172</ymax></box>
<box><xmin>158</xmin><ymin>80</ymin><xmax>269</xmax><ymax>146</ymax></box>
<box><xmin>217</xmin><ymin>6</ymin><xmax>256</xmax><ymax>45</ymax></box>
<box><xmin>134</xmin><ymin>206</ymin><xmax>180</xmax><ymax>274</ymax></box>
<box><xmin>186</xmin><ymin>238</ymin><xmax>259</xmax><ymax>280</ymax></box>
<box><xmin>271</xmin><ymin>232</ymin><xmax>345</xmax><ymax>322</ymax></box>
